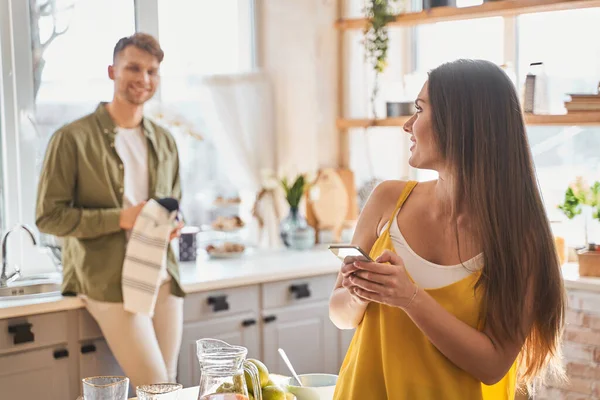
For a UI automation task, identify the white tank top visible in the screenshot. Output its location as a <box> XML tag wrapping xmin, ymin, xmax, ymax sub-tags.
<box><xmin>380</xmin><ymin>209</ymin><xmax>483</xmax><ymax>289</ymax></box>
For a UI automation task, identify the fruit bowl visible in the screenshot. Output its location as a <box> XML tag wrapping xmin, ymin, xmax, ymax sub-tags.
<box><xmin>283</xmin><ymin>374</ymin><xmax>338</xmax><ymax>400</ymax></box>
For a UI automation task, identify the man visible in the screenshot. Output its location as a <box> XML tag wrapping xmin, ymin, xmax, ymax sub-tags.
<box><xmin>36</xmin><ymin>33</ymin><xmax>184</xmax><ymax>388</ymax></box>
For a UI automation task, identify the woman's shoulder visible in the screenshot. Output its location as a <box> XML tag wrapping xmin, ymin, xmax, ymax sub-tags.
<box><xmin>369</xmin><ymin>180</ymin><xmax>411</xmax><ymax>208</ymax></box>
<box><xmin>370</xmin><ymin>179</ymin><xmax>436</xmax><ymax>206</ymax></box>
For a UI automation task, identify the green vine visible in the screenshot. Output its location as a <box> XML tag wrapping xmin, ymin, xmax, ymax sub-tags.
<box><xmin>363</xmin><ymin>0</ymin><xmax>399</xmax><ymax>119</ymax></box>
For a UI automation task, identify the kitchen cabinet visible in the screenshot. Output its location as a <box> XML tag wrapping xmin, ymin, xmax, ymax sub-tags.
<box><xmin>179</xmin><ymin>311</ymin><xmax>260</xmax><ymax>388</ymax></box>
<box><xmin>79</xmin><ymin>338</ymin><xmax>124</xmax><ymax>381</ymax></box>
<box><xmin>0</xmin><ymin>271</ymin><xmax>343</xmax><ymax>392</ymax></box>
<box><xmin>179</xmin><ymin>285</ymin><xmax>261</xmax><ymax>388</ymax></box>
<box><xmin>178</xmin><ymin>273</ymin><xmax>340</xmax><ymax>386</ymax></box>
<box><xmin>260</xmin><ymin>274</ymin><xmax>338</xmax><ymax>376</ymax></box>
<box><xmin>0</xmin><ymin>346</ymin><xmax>71</xmax><ymax>399</ymax></box>
<box><xmin>262</xmin><ymin>300</ymin><xmax>338</xmax><ymax>376</ymax></box>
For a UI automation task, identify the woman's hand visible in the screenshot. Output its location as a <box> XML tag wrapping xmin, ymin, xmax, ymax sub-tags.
<box><xmin>340</xmin><ymin>256</ymin><xmax>371</xmax><ymax>306</ymax></box>
<box><xmin>349</xmin><ymin>250</ymin><xmax>418</xmax><ymax>309</ymax></box>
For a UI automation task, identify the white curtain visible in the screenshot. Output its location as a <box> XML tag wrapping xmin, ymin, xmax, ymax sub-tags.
<box><xmin>201</xmin><ymin>72</ymin><xmax>283</xmax><ymax>248</ymax></box>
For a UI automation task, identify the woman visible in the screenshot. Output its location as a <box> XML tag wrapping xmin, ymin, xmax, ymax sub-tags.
<box><xmin>329</xmin><ymin>59</ymin><xmax>565</xmax><ymax>399</ymax></box>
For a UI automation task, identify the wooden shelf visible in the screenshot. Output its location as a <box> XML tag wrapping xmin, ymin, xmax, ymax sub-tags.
<box><xmin>337</xmin><ymin>113</ymin><xmax>600</xmax><ymax>129</ymax></box>
<box><xmin>335</xmin><ymin>0</ymin><xmax>600</xmax><ymax>30</ymax></box>
<box><xmin>337</xmin><ymin>117</ymin><xmax>410</xmax><ymax>129</ymax></box>
<box><xmin>525</xmin><ymin>113</ymin><xmax>600</xmax><ymax>126</ymax></box>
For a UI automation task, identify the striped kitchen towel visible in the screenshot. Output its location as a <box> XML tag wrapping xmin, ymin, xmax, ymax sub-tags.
<box><xmin>122</xmin><ymin>199</ymin><xmax>178</xmax><ymax>316</ymax></box>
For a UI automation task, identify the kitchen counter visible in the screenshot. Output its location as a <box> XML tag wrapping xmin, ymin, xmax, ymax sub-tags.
<box><xmin>1</xmin><ymin>251</ymin><xmax>599</xmax><ymax>320</ymax></box>
<box><xmin>0</xmin><ymin>248</ymin><xmax>340</xmax><ymax>319</ymax></box>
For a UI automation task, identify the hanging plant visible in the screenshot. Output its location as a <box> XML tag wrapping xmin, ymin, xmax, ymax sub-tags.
<box><xmin>363</xmin><ymin>0</ymin><xmax>399</xmax><ymax>119</ymax></box>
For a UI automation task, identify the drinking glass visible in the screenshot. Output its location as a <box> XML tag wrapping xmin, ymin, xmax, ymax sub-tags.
<box><xmin>82</xmin><ymin>376</ymin><xmax>129</xmax><ymax>400</ymax></box>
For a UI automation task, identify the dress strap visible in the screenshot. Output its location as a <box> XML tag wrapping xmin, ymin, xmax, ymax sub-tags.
<box><xmin>382</xmin><ymin>181</ymin><xmax>418</xmax><ymax>237</ymax></box>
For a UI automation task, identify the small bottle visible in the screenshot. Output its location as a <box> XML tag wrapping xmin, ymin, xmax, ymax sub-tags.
<box><xmin>523</xmin><ymin>62</ymin><xmax>549</xmax><ymax>114</ymax></box>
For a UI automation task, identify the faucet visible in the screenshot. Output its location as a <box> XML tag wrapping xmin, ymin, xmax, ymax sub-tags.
<box><xmin>1</xmin><ymin>225</ymin><xmax>37</xmax><ymax>287</ymax></box>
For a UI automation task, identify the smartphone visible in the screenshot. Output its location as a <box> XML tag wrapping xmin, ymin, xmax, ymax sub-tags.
<box><xmin>328</xmin><ymin>244</ymin><xmax>374</xmax><ymax>262</ymax></box>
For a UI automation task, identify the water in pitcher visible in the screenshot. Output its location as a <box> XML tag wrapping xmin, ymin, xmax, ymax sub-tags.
<box><xmin>200</xmin><ymin>394</ymin><xmax>249</xmax><ymax>400</ymax></box>
<box><xmin>196</xmin><ymin>338</ymin><xmax>262</xmax><ymax>400</ymax></box>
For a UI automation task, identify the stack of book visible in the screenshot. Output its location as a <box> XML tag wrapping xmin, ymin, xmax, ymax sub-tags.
<box><xmin>564</xmin><ymin>93</ymin><xmax>600</xmax><ymax>113</ymax></box>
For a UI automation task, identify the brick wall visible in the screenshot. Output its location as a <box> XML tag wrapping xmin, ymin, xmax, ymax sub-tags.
<box><xmin>537</xmin><ymin>288</ymin><xmax>600</xmax><ymax>399</ymax></box>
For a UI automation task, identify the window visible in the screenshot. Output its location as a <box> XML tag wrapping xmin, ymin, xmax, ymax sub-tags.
<box><xmin>415</xmin><ymin>17</ymin><xmax>504</xmax><ymax>74</ymax></box>
<box><xmin>155</xmin><ymin>0</ymin><xmax>255</xmax><ymax>230</ymax></box>
<box><xmin>26</xmin><ymin>0</ymin><xmax>135</xmax><ymax>247</ymax></box>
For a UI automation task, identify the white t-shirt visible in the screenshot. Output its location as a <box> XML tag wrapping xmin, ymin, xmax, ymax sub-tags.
<box><xmin>114</xmin><ymin>125</ymin><xmax>169</xmax><ymax>284</ymax></box>
<box><xmin>114</xmin><ymin>126</ymin><xmax>148</xmax><ymax>209</ymax></box>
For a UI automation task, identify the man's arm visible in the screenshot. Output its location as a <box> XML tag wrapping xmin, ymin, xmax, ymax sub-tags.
<box><xmin>171</xmin><ymin>142</ymin><xmax>181</xmax><ymax>202</ymax></box>
<box><xmin>35</xmin><ymin>130</ymin><xmax>123</xmax><ymax>239</ymax></box>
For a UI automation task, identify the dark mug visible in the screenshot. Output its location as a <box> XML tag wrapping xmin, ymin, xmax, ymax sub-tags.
<box><xmin>178</xmin><ymin>226</ymin><xmax>200</xmax><ymax>262</ymax></box>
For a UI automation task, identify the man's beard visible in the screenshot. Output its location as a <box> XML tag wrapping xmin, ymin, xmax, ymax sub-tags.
<box><xmin>123</xmin><ymin>88</ymin><xmax>152</xmax><ymax>105</ymax></box>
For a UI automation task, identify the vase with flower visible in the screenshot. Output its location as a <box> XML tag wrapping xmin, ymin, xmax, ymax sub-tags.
<box><xmin>279</xmin><ymin>174</ymin><xmax>316</xmax><ymax>250</ymax></box>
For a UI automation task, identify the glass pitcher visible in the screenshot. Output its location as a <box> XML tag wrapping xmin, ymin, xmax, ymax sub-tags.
<box><xmin>196</xmin><ymin>338</ymin><xmax>263</xmax><ymax>400</ymax></box>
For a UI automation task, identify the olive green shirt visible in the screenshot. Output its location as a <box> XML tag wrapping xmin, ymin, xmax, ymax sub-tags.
<box><xmin>36</xmin><ymin>103</ymin><xmax>185</xmax><ymax>302</ymax></box>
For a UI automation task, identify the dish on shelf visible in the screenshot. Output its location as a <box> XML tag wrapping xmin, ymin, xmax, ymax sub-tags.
<box><xmin>206</xmin><ymin>242</ymin><xmax>246</xmax><ymax>259</ymax></box>
<box><xmin>213</xmin><ymin>196</ymin><xmax>242</xmax><ymax>206</ymax></box>
<box><xmin>211</xmin><ymin>215</ymin><xmax>245</xmax><ymax>231</ymax></box>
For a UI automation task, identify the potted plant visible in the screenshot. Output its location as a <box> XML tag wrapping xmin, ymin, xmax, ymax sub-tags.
<box><xmin>557</xmin><ymin>177</ymin><xmax>600</xmax><ymax>276</ymax></box>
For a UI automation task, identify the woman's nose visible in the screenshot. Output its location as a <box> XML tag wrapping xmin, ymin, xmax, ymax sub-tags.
<box><xmin>403</xmin><ymin>115</ymin><xmax>415</xmax><ymax>133</ymax></box>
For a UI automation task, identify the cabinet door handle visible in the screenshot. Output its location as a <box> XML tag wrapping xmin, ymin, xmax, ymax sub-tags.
<box><xmin>242</xmin><ymin>318</ymin><xmax>257</xmax><ymax>327</ymax></box>
<box><xmin>81</xmin><ymin>344</ymin><xmax>97</xmax><ymax>354</ymax></box>
<box><xmin>263</xmin><ymin>315</ymin><xmax>277</xmax><ymax>323</ymax></box>
<box><xmin>289</xmin><ymin>283</ymin><xmax>311</xmax><ymax>299</ymax></box>
<box><xmin>8</xmin><ymin>322</ymin><xmax>34</xmax><ymax>345</ymax></box>
<box><xmin>207</xmin><ymin>295</ymin><xmax>230</xmax><ymax>312</ymax></box>
<box><xmin>53</xmin><ymin>349</ymin><xmax>69</xmax><ymax>359</ymax></box>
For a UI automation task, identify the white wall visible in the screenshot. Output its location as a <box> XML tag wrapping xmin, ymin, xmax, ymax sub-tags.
<box><xmin>256</xmin><ymin>0</ymin><xmax>415</xmax><ymax>186</ymax></box>
<box><xmin>256</xmin><ymin>0</ymin><xmax>339</xmax><ymax>174</ymax></box>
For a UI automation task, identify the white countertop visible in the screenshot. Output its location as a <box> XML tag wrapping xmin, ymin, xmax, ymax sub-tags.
<box><xmin>1</xmin><ymin>250</ymin><xmax>599</xmax><ymax>320</ymax></box>
<box><xmin>0</xmin><ymin>248</ymin><xmax>340</xmax><ymax>319</ymax></box>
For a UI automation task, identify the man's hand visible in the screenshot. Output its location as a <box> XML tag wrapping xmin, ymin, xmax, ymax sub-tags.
<box><xmin>170</xmin><ymin>221</ymin><xmax>184</xmax><ymax>241</ymax></box>
<box><xmin>119</xmin><ymin>201</ymin><xmax>146</xmax><ymax>230</ymax></box>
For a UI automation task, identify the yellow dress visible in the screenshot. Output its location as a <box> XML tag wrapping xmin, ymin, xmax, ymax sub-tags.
<box><xmin>334</xmin><ymin>181</ymin><xmax>516</xmax><ymax>399</ymax></box>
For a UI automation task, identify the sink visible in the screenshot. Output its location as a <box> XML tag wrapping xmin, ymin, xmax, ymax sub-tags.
<box><xmin>0</xmin><ymin>280</ymin><xmax>62</xmax><ymax>300</ymax></box>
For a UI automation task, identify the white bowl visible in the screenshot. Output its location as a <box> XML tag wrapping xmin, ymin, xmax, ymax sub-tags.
<box><xmin>284</xmin><ymin>373</ymin><xmax>338</xmax><ymax>400</ymax></box>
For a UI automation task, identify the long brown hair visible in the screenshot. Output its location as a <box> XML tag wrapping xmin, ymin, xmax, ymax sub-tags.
<box><xmin>427</xmin><ymin>59</ymin><xmax>565</xmax><ymax>386</ymax></box>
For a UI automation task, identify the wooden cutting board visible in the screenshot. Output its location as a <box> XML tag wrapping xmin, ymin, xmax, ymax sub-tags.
<box><xmin>306</xmin><ymin>168</ymin><xmax>351</xmax><ymax>242</ymax></box>
<box><xmin>336</xmin><ymin>168</ymin><xmax>358</xmax><ymax>222</ymax></box>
